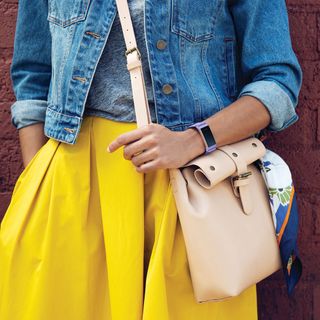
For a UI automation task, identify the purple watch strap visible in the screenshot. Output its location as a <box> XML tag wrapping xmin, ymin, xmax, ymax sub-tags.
<box><xmin>188</xmin><ymin>121</ymin><xmax>217</xmax><ymax>155</ymax></box>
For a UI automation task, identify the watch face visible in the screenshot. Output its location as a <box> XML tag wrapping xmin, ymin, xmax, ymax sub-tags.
<box><xmin>200</xmin><ymin>125</ymin><xmax>216</xmax><ymax>147</ymax></box>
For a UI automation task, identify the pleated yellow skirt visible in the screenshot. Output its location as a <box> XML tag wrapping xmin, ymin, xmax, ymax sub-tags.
<box><xmin>0</xmin><ymin>115</ymin><xmax>257</xmax><ymax>320</ymax></box>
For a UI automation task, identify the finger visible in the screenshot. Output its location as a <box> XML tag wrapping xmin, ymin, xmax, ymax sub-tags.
<box><xmin>123</xmin><ymin>136</ymin><xmax>155</xmax><ymax>160</ymax></box>
<box><xmin>131</xmin><ymin>148</ymin><xmax>157</xmax><ymax>167</ymax></box>
<box><xmin>107</xmin><ymin>126</ymin><xmax>149</xmax><ymax>152</ymax></box>
<box><xmin>135</xmin><ymin>159</ymin><xmax>160</xmax><ymax>173</ymax></box>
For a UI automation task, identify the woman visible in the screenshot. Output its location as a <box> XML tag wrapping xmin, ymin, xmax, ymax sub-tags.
<box><xmin>0</xmin><ymin>0</ymin><xmax>302</xmax><ymax>319</ymax></box>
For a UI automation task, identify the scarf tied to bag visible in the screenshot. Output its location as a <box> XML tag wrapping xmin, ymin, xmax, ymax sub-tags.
<box><xmin>257</xmin><ymin>149</ymin><xmax>302</xmax><ymax>295</ymax></box>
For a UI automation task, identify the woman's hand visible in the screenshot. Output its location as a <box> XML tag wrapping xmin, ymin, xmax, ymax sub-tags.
<box><xmin>18</xmin><ymin>122</ymin><xmax>49</xmax><ymax>168</ymax></box>
<box><xmin>107</xmin><ymin>123</ymin><xmax>205</xmax><ymax>173</ymax></box>
<box><xmin>107</xmin><ymin>96</ymin><xmax>272</xmax><ymax>173</ymax></box>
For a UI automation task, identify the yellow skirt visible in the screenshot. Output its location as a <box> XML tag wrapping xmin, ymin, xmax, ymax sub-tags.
<box><xmin>0</xmin><ymin>116</ymin><xmax>257</xmax><ymax>320</ymax></box>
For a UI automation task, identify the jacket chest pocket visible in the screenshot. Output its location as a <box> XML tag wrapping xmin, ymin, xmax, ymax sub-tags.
<box><xmin>170</xmin><ymin>0</ymin><xmax>223</xmax><ymax>42</ymax></box>
<box><xmin>47</xmin><ymin>0</ymin><xmax>91</xmax><ymax>27</ymax></box>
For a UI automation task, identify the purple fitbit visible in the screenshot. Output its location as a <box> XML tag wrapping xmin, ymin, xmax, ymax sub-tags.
<box><xmin>188</xmin><ymin>121</ymin><xmax>217</xmax><ymax>155</ymax></box>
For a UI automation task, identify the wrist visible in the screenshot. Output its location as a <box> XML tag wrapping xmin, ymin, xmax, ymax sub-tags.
<box><xmin>181</xmin><ymin>128</ymin><xmax>206</xmax><ymax>160</ymax></box>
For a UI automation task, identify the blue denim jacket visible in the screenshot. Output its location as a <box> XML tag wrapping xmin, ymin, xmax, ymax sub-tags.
<box><xmin>10</xmin><ymin>0</ymin><xmax>302</xmax><ymax>144</ymax></box>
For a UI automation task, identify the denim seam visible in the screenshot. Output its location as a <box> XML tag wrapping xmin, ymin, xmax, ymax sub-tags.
<box><xmin>47</xmin><ymin>15</ymin><xmax>86</xmax><ymax>27</ymax></box>
<box><xmin>57</xmin><ymin>24</ymin><xmax>75</xmax><ymax>111</ymax></box>
<box><xmin>145</xmin><ymin>0</ymin><xmax>166</xmax><ymax>123</ymax></box>
<box><xmin>47</xmin><ymin>0</ymin><xmax>91</xmax><ymax>27</ymax></box>
<box><xmin>47</xmin><ymin>106</ymin><xmax>80</xmax><ymax>119</ymax></box>
<box><xmin>179</xmin><ymin>36</ymin><xmax>200</xmax><ymax>121</ymax></box>
<box><xmin>224</xmin><ymin>39</ymin><xmax>236</xmax><ymax>98</ymax></box>
<box><xmin>144</xmin><ymin>0</ymin><xmax>158</xmax><ymax>124</ymax></box>
<box><xmin>170</xmin><ymin>0</ymin><xmax>223</xmax><ymax>42</ymax></box>
<box><xmin>169</xmin><ymin>122</ymin><xmax>194</xmax><ymax>129</ymax></box>
<box><xmin>202</xmin><ymin>41</ymin><xmax>224</xmax><ymax>110</ymax></box>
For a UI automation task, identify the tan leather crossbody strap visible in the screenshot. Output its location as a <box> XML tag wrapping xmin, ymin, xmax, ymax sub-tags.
<box><xmin>115</xmin><ymin>0</ymin><xmax>152</xmax><ymax>128</ymax></box>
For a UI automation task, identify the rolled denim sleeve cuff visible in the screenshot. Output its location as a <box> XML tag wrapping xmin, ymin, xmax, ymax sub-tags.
<box><xmin>238</xmin><ymin>80</ymin><xmax>299</xmax><ymax>132</ymax></box>
<box><xmin>10</xmin><ymin>99</ymin><xmax>47</xmax><ymax>130</ymax></box>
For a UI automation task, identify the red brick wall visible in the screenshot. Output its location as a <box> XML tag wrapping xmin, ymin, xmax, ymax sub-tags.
<box><xmin>0</xmin><ymin>0</ymin><xmax>318</xmax><ymax>318</ymax></box>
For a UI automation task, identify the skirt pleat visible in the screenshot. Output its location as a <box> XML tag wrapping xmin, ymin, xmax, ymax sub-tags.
<box><xmin>0</xmin><ymin>116</ymin><xmax>257</xmax><ymax>320</ymax></box>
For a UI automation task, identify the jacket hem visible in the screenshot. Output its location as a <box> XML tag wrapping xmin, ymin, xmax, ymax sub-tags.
<box><xmin>238</xmin><ymin>80</ymin><xmax>299</xmax><ymax>132</ymax></box>
<box><xmin>44</xmin><ymin>107</ymin><xmax>82</xmax><ymax>144</ymax></box>
<box><xmin>10</xmin><ymin>99</ymin><xmax>48</xmax><ymax>130</ymax></box>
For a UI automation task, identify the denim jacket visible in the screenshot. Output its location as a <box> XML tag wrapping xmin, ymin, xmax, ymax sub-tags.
<box><xmin>10</xmin><ymin>0</ymin><xmax>302</xmax><ymax>144</ymax></box>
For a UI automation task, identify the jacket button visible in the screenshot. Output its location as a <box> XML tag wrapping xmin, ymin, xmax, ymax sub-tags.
<box><xmin>66</xmin><ymin>134</ymin><xmax>74</xmax><ymax>143</ymax></box>
<box><xmin>162</xmin><ymin>84</ymin><xmax>173</xmax><ymax>95</ymax></box>
<box><xmin>156</xmin><ymin>39</ymin><xmax>167</xmax><ymax>50</ymax></box>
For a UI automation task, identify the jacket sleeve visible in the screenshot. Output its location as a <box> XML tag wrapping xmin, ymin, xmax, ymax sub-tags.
<box><xmin>229</xmin><ymin>0</ymin><xmax>303</xmax><ymax>132</ymax></box>
<box><xmin>10</xmin><ymin>0</ymin><xmax>51</xmax><ymax>130</ymax></box>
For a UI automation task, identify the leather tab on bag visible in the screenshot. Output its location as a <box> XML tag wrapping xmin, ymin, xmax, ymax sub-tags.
<box><xmin>218</xmin><ymin>144</ymin><xmax>248</xmax><ymax>175</ymax></box>
<box><xmin>185</xmin><ymin>138</ymin><xmax>265</xmax><ymax>215</ymax></box>
<box><xmin>186</xmin><ymin>138</ymin><xmax>266</xmax><ymax>189</ymax></box>
<box><xmin>219</xmin><ymin>144</ymin><xmax>253</xmax><ymax>215</ymax></box>
<box><xmin>231</xmin><ymin>175</ymin><xmax>253</xmax><ymax>215</ymax></box>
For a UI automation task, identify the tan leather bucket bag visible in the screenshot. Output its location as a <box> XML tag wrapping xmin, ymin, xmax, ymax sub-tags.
<box><xmin>115</xmin><ymin>0</ymin><xmax>282</xmax><ymax>302</ymax></box>
<box><xmin>169</xmin><ymin>139</ymin><xmax>281</xmax><ymax>302</ymax></box>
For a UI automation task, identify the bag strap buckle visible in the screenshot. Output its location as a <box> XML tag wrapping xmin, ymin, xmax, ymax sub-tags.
<box><xmin>231</xmin><ymin>170</ymin><xmax>253</xmax><ymax>215</ymax></box>
<box><xmin>232</xmin><ymin>171</ymin><xmax>252</xmax><ymax>182</ymax></box>
<box><xmin>125</xmin><ymin>47</ymin><xmax>141</xmax><ymax>59</ymax></box>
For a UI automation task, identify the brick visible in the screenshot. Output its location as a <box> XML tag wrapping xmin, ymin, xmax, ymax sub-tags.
<box><xmin>0</xmin><ymin>192</ymin><xmax>12</xmax><ymax>221</ymax></box>
<box><xmin>314</xmin><ymin>196</ymin><xmax>320</xmax><ymax>237</ymax></box>
<box><xmin>314</xmin><ymin>285</ymin><xmax>320</xmax><ymax>320</ymax></box>
<box><xmin>299</xmin><ymin>61</ymin><xmax>320</xmax><ymax>100</ymax></box>
<box><xmin>263</xmin><ymin>105</ymin><xmax>315</xmax><ymax>152</ymax></box>
<box><xmin>0</xmin><ymin>1</ymin><xmax>17</xmax><ymax>49</ymax></box>
<box><xmin>288</xmin><ymin>1</ymin><xmax>320</xmax><ymax>8</ymax></box>
<box><xmin>0</xmin><ymin>48</ymin><xmax>14</xmax><ymax>102</ymax></box>
<box><xmin>318</xmin><ymin>108</ymin><xmax>320</xmax><ymax>143</ymax></box>
<box><xmin>257</xmin><ymin>281</ymin><xmax>313</xmax><ymax>320</ymax></box>
<box><xmin>0</xmin><ymin>102</ymin><xmax>23</xmax><ymax>193</ymax></box>
<box><xmin>298</xmin><ymin>239</ymin><xmax>320</xmax><ymax>282</ymax></box>
<box><xmin>0</xmin><ymin>102</ymin><xmax>14</xmax><ymax>132</ymax></box>
<box><xmin>296</xmin><ymin>196</ymin><xmax>315</xmax><ymax>239</ymax></box>
<box><xmin>289</xmin><ymin>11</ymin><xmax>318</xmax><ymax>61</ymax></box>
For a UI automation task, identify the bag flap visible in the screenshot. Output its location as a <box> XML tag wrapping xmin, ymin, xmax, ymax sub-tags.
<box><xmin>181</xmin><ymin>137</ymin><xmax>266</xmax><ymax>189</ymax></box>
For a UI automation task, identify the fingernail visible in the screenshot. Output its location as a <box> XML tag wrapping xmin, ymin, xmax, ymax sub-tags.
<box><xmin>106</xmin><ymin>146</ymin><xmax>110</xmax><ymax>152</ymax></box>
